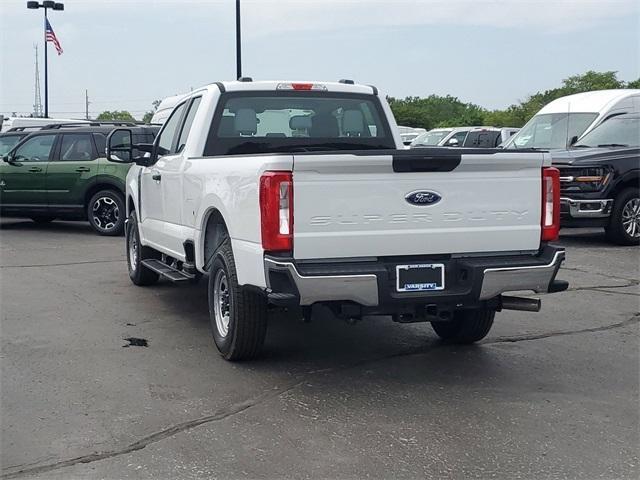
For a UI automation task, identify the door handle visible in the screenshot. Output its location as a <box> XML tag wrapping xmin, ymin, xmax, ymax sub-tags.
<box><xmin>28</xmin><ymin>166</ymin><xmax>43</xmax><ymax>173</ymax></box>
<box><xmin>75</xmin><ymin>167</ymin><xmax>91</xmax><ymax>172</ymax></box>
<box><xmin>152</xmin><ymin>173</ymin><xmax>162</xmax><ymax>181</ymax></box>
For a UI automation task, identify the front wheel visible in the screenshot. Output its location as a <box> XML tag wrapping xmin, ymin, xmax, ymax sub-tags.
<box><xmin>431</xmin><ymin>308</ymin><xmax>495</xmax><ymax>344</ymax></box>
<box><xmin>208</xmin><ymin>239</ymin><xmax>268</xmax><ymax>360</ymax></box>
<box><xmin>126</xmin><ymin>212</ymin><xmax>160</xmax><ymax>286</ymax></box>
<box><xmin>605</xmin><ymin>188</ymin><xmax>640</xmax><ymax>245</ymax></box>
<box><xmin>88</xmin><ymin>190</ymin><xmax>125</xmax><ymax>236</ymax></box>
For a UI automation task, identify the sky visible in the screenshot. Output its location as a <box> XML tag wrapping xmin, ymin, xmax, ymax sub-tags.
<box><xmin>1</xmin><ymin>0</ymin><xmax>639</xmax><ymax>120</ymax></box>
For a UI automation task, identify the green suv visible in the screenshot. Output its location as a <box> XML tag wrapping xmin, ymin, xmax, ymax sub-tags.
<box><xmin>0</xmin><ymin>125</ymin><xmax>158</xmax><ymax>235</ymax></box>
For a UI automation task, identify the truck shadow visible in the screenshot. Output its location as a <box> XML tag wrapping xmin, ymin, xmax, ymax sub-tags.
<box><xmin>150</xmin><ymin>278</ymin><xmax>483</xmax><ymax>371</ymax></box>
<box><xmin>127</xmin><ymin>278</ymin><xmax>618</xmax><ymax>408</ymax></box>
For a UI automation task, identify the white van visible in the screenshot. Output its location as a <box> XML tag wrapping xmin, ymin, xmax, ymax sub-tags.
<box><xmin>0</xmin><ymin>117</ymin><xmax>89</xmax><ymax>132</ymax></box>
<box><xmin>503</xmin><ymin>89</ymin><xmax>640</xmax><ymax>150</ymax></box>
<box><xmin>150</xmin><ymin>93</ymin><xmax>188</xmax><ymax>124</ymax></box>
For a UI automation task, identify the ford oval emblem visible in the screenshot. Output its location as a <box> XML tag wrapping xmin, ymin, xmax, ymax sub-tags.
<box><xmin>405</xmin><ymin>190</ymin><xmax>442</xmax><ymax>206</ymax></box>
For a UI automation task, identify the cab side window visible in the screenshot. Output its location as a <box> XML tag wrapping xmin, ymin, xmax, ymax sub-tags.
<box><xmin>157</xmin><ymin>102</ymin><xmax>187</xmax><ymax>156</ymax></box>
<box><xmin>176</xmin><ymin>97</ymin><xmax>202</xmax><ymax>153</ymax></box>
<box><xmin>13</xmin><ymin>134</ymin><xmax>57</xmax><ymax>162</ymax></box>
<box><xmin>59</xmin><ymin>134</ymin><xmax>96</xmax><ymax>161</ymax></box>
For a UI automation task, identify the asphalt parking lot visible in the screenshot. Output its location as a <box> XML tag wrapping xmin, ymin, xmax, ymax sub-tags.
<box><xmin>1</xmin><ymin>218</ymin><xmax>638</xmax><ymax>480</ymax></box>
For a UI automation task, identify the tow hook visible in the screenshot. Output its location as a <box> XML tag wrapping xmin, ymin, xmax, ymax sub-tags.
<box><xmin>499</xmin><ymin>295</ymin><xmax>542</xmax><ymax>312</ymax></box>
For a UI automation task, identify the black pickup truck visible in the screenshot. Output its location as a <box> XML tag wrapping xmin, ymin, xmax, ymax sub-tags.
<box><xmin>552</xmin><ymin>113</ymin><xmax>639</xmax><ymax>245</ymax></box>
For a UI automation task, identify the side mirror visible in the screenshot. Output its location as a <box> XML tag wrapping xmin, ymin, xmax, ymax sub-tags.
<box><xmin>2</xmin><ymin>153</ymin><xmax>15</xmax><ymax>164</ymax></box>
<box><xmin>447</xmin><ymin>138</ymin><xmax>459</xmax><ymax>146</ymax></box>
<box><xmin>106</xmin><ymin>128</ymin><xmax>134</xmax><ymax>163</ymax></box>
<box><xmin>569</xmin><ymin>135</ymin><xmax>579</xmax><ymax>146</ymax></box>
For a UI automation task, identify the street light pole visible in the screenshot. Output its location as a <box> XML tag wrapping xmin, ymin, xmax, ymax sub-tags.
<box><xmin>43</xmin><ymin>5</ymin><xmax>48</xmax><ymax>117</ymax></box>
<box><xmin>235</xmin><ymin>0</ymin><xmax>242</xmax><ymax>79</ymax></box>
<box><xmin>27</xmin><ymin>1</ymin><xmax>64</xmax><ymax>118</ymax></box>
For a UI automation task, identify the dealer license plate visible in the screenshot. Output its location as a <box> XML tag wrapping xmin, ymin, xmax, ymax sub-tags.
<box><xmin>396</xmin><ymin>263</ymin><xmax>445</xmax><ymax>292</ymax></box>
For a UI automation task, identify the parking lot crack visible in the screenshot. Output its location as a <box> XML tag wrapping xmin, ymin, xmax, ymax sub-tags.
<box><xmin>588</xmin><ymin>288</ymin><xmax>639</xmax><ymax>297</ymax></box>
<box><xmin>484</xmin><ymin>313</ymin><xmax>640</xmax><ymax>344</ymax></box>
<box><xmin>568</xmin><ymin>281</ymin><xmax>639</xmax><ymax>293</ymax></box>
<box><xmin>0</xmin><ymin>380</ymin><xmax>306</xmax><ymax>479</ymax></box>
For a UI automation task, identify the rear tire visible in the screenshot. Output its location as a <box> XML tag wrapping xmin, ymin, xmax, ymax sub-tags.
<box><xmin>88</xmin><ymin>190</ymin><xmax>125</xmax><ymax>236</ymax></box>
<box><xmin>126</xmin><ymin>212</ymin><xmax>160</xmax><ymax>286</ymax></box>
<box><xmin>31</xmin><ymin>216</ymin><xmax>55</xmax><ymax>224</ymax></box>
<box><xmin>431</xmin><ymin>308</ymin><xmax>495</xmax><ymax>344</ymax></box>
<box><xmin>605</xmin><ymin>188</ymin><xmax>640</xmax><ymax>245</ymax></box>
<box><xmin>208</xmin><ymin>238</ymin><xmax>268</xmax><ymax>360</ymax></box>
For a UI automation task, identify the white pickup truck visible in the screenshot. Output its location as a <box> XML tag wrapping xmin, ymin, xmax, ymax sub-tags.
<box><xmin>106</xmin><ymin>79</ymin><xmax>568</xmax><ymax>360</ymax></box>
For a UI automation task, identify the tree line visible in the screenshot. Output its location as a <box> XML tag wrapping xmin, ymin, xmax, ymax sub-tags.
<box><xmin>388</xmin><ymin>71</ymin><xmax>640</xmax><ymax>129</ymax></box>
<box><xmin>96</xmin><ymin>71</ymin><xmax>639</xmax><ymax>126</ymax></box>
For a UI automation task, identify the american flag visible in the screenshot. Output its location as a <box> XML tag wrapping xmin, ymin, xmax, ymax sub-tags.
<box><xmin>45</xmin><ymin>19</ymin><xmax>63</xmax><ymax>55</ymax></box>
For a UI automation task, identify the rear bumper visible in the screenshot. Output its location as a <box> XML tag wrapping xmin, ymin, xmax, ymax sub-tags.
<box><xmin>264</xmin><ymin>245</ymin><xmax>566</xmax><ymax>312</ymax></box>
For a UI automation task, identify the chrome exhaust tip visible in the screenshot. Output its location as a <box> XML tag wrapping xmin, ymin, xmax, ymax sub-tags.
<box><xmin>500</xmin><ymin>295</ymin><xmax>542</xmax><ymax>312</ymax></box>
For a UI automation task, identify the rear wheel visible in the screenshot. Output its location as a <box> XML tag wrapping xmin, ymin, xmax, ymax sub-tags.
<box><xmin>605</xmin><ymin>188</ymin><xmax>640</xmax><ymax>245</ymax></box>
<box><xmin>431</xmin><ymin>308</ymin><xmax>495</xmax><ymax>344</ymax></box>
<box><xmin>31</xmin><ymin>216</ymin><xmax>55</xmax><ymax>224</ymax></box>
<box><xmin>88</xmin><ymin>190</ymin><xmax>125</xmax><ymax>236</ymax></box>
<box><xmin>126</xmin><ymin>212</ymin><xmax>160</xmax><ymax>286</ymax></box>
<box><xmin>208</xmin><ymin>238</ymin><xmax>268</xmax><ymax>360</ymax></box>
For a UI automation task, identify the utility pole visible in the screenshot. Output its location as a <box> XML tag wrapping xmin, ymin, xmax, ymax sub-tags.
<box><xmin>85</xmin><ymin>89</ymin><xmax>90</xmax><ymax>120</ymax></box>
<box><xmin>236</xmin><ymin>0</ymin><xmax>242</xmax><ymax>79</ymax></box>
<box><xmin>33</xmin><ymin>44</ymin><xmax>43</xmax><ymax>117</ymax></box>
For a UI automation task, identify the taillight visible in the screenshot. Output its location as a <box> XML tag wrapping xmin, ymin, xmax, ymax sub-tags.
<box><xmin>541</xmin><ymin>167</ymin><xmax>560</xmax><ymax>242</ymax></box>
<box><xmin>260</xmin><ymin>171</ymin><xmax>293</xmax><ymax>252</ymax></box>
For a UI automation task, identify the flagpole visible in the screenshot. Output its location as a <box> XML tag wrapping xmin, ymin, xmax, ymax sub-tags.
<box><xmin>27</xmin><ymin>2</ymin><xmax>64</xmax><ymax>119</ymax></box>
<box><xmin>236</xmin><ymin>0</ymin><xmax>241</xmax><ymax>79</ymax></box>
<box><xmin>43</xmin><ymin>6</ymin><xmax>48</xmax><ymax>118</ymax></box>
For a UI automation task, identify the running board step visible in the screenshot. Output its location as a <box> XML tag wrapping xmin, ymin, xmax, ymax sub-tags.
<box><xmin>141</xmin><ymin>259</ymin><xmax>195</xmax><ymax>282</ymax></box>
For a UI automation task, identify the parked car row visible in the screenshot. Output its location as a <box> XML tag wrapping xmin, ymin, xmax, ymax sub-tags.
<box><xmin>0</xmin><ymin>122</ymin><xmax>159</xmax><ymax>235</ymax></box>
<box><xmin>1</xmin><ymin>88</ymin><xmax>637</xmax><ymax>248</ymax></box>
<box><xmin>410</xmin><ymin>126</ymin><xmax>519</xmax><ymax>148</ymax></box>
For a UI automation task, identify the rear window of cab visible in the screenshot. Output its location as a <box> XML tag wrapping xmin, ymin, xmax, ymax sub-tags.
<box><xmin>204</xmin><ymin>92</ymin><xmax>396</xmax><ymax>156</ymax></box>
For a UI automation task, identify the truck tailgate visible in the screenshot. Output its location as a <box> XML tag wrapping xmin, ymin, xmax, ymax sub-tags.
<box><xmin>292</xmin><ymin>150</ymin><xmax>545</xmax><ymax>260</ymax></box>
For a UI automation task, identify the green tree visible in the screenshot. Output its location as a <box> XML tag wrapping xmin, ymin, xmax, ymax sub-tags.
<box><xmin>562</xmin><ymin>70</ymin><xmax>624</xmax><ymax>91</ymax></box>
<box><xmin>96</xmin><ymin>110</ymin><xmax>136</xmax><ymax>121</ymax></box>
<box><xmin>626</xmin><ymin>78</ymin><xmax>640</xmax><ymax>89</ymax></box>
<box><xmin>141</xmin><ymin>99</ymin><xmax>162</xmax><ymax>124</ymax></box>
<box><xmin>388</xmin><ymin>95</ymin><xmax>487</xmax><ymax>130</ymax></box>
